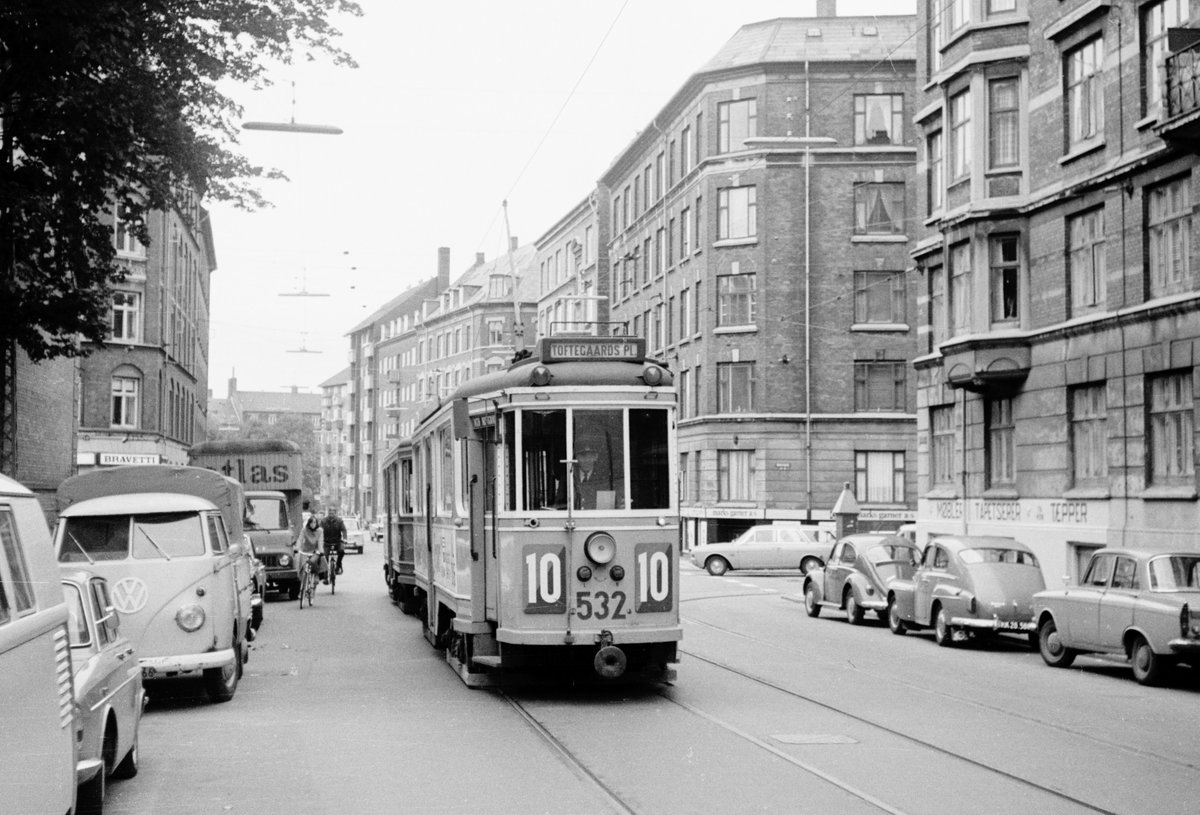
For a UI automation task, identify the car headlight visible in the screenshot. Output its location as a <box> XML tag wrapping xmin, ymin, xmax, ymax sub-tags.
<box><xmin>176</xmin><ymin>604</ymin><xmax>206</xmax><ymax>632</ymax></box>
<box><xmin>584</xmin><ymin>532</ymin><xmax>616</xmax><ymax>565</ymax></box>
<box><xmin>279</xmin><ymin>554</ymin><xmax>291</xmax><ymax>567</ymax></box>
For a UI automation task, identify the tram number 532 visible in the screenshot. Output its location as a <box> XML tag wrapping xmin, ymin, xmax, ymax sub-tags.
<box><xmin>523</xmin><ymin>543</ymin><xmax>674</xmax><ymax>615</ymax></box>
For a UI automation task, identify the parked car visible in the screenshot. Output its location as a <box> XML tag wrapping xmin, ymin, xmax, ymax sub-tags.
<box><xmin>690</xmin><ymin>523</ymin><xmax>831</xmax><ymax>576</ymax></box>
<box><xmin>62</xmin><ymin>570</ymin><xmax>145</xmax><ymax>812</ymax></box>
<box><xmin>1033</xmin><ymin>548</ymin><xmax>1200</xmax><ymax>685</ymax></box>
<box><xmin>804</xmin><ymin>534</ymin><xmax>921</xmax><ymax>624</ymax></box>
<box><xmin>342</xmin><ymin>516</ymin><xmax>368</xmax><ymax>554</ymax></box>
<box><xmin>369</xmin><ymin>518</ymin><xmax>384</xmax><ymax>542</ymax></box>
<box><xmin>1</xmin><ymin>474</ymin><xmax>77</xmax><ymax>815</ymax></box>
<box><xmin>887</xmin><ymin>535</ymin><xmax>1045</xmax><ymax>647</ymax></box>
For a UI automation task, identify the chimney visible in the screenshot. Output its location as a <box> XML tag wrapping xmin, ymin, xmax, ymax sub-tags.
<box><xmin>509</xmin><ymin>236</ymin><xmax>519</xmax><ymax>252</ymax></box>
<box><xmin>291</xmin><ymin>385</ymin><xmax>298</xmax><ymax>394</ymax></box>
<box><xmin>475</xmin><ymin>252</ymin><xmax>485</xmax><ymax>266</ymax></box>
<box><xmin>437</xmin><ymin>246</ymin><xmax>450</xmax><ymax>291</ymax></box>
<box><xmin>228</xmin><ymin>373</ymin><xmax>237</xmax><ymax>398</ymax></box>
<box><xmin>815</xmin><ymin>0</ymin><xmax>836</xmax><ymax>16</ymax></box>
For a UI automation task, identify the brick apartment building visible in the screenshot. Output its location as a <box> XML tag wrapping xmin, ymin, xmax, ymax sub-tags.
<box><xmin>598</xmin><ymin>10</ymin><xmax>921</xmax><ymax>545</ymax></box>
<box><xmin>76</xmin><ymin>193</ymin><xmax>215</xmax><ymax>476</ymax></box>
<box><xmin>911</xmin><ymin>0</ymin><xmax>1200</xmax><ymax>580</ymax></box>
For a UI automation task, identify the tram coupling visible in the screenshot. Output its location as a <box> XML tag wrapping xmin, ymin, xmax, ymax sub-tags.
<box><xmin>593</xmin><ymin>630</ymin><xmax>627</xmax><ymax>679</ymax></box>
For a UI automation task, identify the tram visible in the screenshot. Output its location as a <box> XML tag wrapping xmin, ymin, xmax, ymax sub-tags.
<box><xmin>380</xmin><ymin>438</ymin><xmax>420</xmax><ymax>614</ymax></box>
<box><xmin>393</xmin><ymin>334</ymin><xmax>680</xmax><ymax>685</ymax></box>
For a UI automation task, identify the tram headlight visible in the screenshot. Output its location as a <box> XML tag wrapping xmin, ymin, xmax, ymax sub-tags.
<box><xmin>530</xmin><ymin>365</ymin><xmax>553</xmax><ymax>386</ymax></box>
<box><xmin>584</xmin><ymin>532</ymin><xmax>616</xmax><ymax>565</ymax></box>
<box><xmin>577</xmin><ymin>566</ymin><xmax>593</xmax><ymax>582</ymax></box>
<box><xmin>175</xmin><ymin>604</ymin><xmax>206</xmax><ymax>633</ymax></box>
<box><xmin>642</xmin><ymin>365</ymin><xmax>665</xmax><ymax>386</ymax></box>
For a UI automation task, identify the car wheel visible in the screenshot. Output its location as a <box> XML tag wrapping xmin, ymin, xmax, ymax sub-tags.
<box><xmin>845</xmin><ymin>591</ymin><xmax>865</xmax><ymax>625</ymax></box>
<box><xmin>1037</xmin><ymin>618</ymin><xmax>1076</xmax><ymax>668</ymax></box>
<box><xmin>705</xmin><ymin>556</ymin><xmax>730</xmax><ymax>577</ymax></box>
<box><xmin>933</xmin><ymin>605</ymin><xmax>955</xmax><ymax>647</ymax></box>
<box><xmin>204</xmin><ymin>639</ymin><xmax>241</xmax><ymax>703</ymax></box>
<box><xmin>800</xmin><ymin>556</ymin><xmax>822</xmax><ymax>575</ymax></box>
<box><xmin>887</xmin><ymin>597</ymin><xmax>907</xmax><ymax>635</ymax></box>
<box><xmin>113</xmin><ymin>731</ymin><xmax>139</xmax><ymax>780</ymax></box>
<box><xmin>77</xmin><ymin>765</ymin><xmax>105</xmax><ymax>815</ymax></box>
<box><xmin>1130</xmin><ymin>635</ymin><xmax>1169</xmax><ymax>686</ymax></box>
<box><xmin>804</xmin><ymin>582</ymin><xmax>821</xmax><ymax>618</ymax></box>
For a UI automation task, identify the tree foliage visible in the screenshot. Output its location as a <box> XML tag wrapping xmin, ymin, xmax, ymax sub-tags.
<box><xmin>0</xmin><ymin>0</ymin><xmax>361</xmax><ymax>362</ymax></box>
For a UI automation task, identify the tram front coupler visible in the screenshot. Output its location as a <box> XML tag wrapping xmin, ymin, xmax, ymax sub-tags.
<box><xmin>593</xmin><ymin>630</ymin><xmax>627</xmax><ymax>679</ymax></box>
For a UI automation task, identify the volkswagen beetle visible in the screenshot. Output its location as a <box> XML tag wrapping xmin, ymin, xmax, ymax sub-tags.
<box><xmin>803</xmin><ymin>534</ymin><xmax>920</xmax><ymax>624</ymax></box>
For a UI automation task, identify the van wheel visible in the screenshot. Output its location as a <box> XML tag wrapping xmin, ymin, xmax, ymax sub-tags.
<box><xmin>113</xmin><ymin>732</ymin><xmax>139</xmax><ymax>779</ymax></box>
<box><xmin>77</xmin><ymin>766</ymin><xmax>105</xmax><ymax>814</ymax></box>
<box><xmin>204</xmin><ymin>645</ymin><xmax>240</xmax><ymax>703</ymax></box>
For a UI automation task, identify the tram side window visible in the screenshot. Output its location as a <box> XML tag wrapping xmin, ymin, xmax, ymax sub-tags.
<box><xmin>401</xmin><ymin>459</ymin><xmax>414</xmax><ymax>514</ymax></box>
<box><xmin>513</xmin><ymin>409</ymin><xmax>567</xmax><ymax>510</ymax></box>
<box><xmin>573</xmin><ymin>409</ymin><xmax>626</xmax><ymax>510</ymax></box>
<box><xmin>439</xmin><ymin>427</ymin><xmax>454</xmax><ymax>515</ymax></box>
<box><xmin>629</xmin><ymin>409</ymin><xmax>671</xmax><ymax>509</ymax></box>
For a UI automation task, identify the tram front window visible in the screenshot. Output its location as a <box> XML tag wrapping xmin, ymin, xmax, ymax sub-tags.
<box><xmin>572</xmin><ymin>410</ymin><xmax>626</xmax><ymax>510</ymax></box>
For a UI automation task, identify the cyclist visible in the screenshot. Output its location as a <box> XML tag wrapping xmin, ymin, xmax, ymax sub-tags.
<box><xmin>295</xmin><ymin>514</ymin><xmax>327</xmax><ymax>585</ymax></box>
<box><xmin>320</xmin><ymin>506</ymin><xmax>347</xmax><ymax>578</ymax></box>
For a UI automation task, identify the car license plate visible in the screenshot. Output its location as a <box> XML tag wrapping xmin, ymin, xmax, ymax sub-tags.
<box><xmin>994</xmin><ymin>620</ymin><xmax>1031</xmax><ymax>631</ymax></box>
<box><xmin>141</xmin><ymin>667</ymin><xmax>157</xmax><ymax>679</ymax></box>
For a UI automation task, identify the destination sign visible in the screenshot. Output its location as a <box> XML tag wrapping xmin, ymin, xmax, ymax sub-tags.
<box><xmin>541</xmin><ymin>337</ymin><xmax>645</xmax><ymax>362</ymax></box>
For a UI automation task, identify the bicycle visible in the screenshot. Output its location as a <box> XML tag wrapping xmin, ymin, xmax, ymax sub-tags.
<box><xmin>327</xmin><ymin>546</ymin><xmax>337</xmax><ymax>595</ymax></box>
<box><xmin>297</xmin><ymin>551</ymin><xmax>320</xmax><ymax>608</ymax></box>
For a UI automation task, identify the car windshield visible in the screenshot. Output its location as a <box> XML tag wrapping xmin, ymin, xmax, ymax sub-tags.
<box><xmin>1148</xmin><ymin>555</ymin><xmax>1200</xmax><ymax>591</ymax></box>
<box><xmin>344</xmin><ymin>518</ymin><xmax>360</xmax><ymax>531</ymax></box>
<box><xmin>245</xmin><ymin>498</ymin><xmax>288</xmax><ymax>531</ymax></box>
<box><xmin>960</xmin><ymin>548</ymin><xmax>1039</xmax><ymax>567</ymax></box>
<box><xmin>61</xmin><ymin>583</ymin><xmax>90</xmax><ymax>647</ymax></box>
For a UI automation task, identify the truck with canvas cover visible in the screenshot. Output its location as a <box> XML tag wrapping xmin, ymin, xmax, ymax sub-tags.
<box><xmin>189</xmin><ymin>440</ymin><xmax>305</xmax><ymax>599</ymax></box>
<box><xmin>54</xmin><ymin>465</ymin><xmax>255</xmax><ymax>703</ymax></box>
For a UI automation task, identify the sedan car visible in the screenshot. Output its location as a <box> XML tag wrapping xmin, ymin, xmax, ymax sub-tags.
<box><xmin>804</xmin><ymin>534</ymin><xmax>920</xmax><ymax>624</ymax></box>
<box><xmin>62</xmin><ymin>570</ymin><xmax>145</xmax><ymax>812</ymax></box>
<box><xmin>1033</xmin><ymin>548</ymin><xmax>1200</xmax><ymax>685</ymax></box>
<box><xmin>343</xmin><ymin>516</ymin><xmax>368</xmax><ymax>554</ymax></box>
<box><xmin>887</xmin><ymin>535</ymin><xmax>1045</xmax><ymax>646</ymax></box>
<box><xmin>690</xmin><ymin>523</ymin><xmax>831</xmax><ymax>576</ymax></box>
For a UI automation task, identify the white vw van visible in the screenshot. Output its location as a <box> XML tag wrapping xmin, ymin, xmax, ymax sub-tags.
<box><xmin>0</xmin><ymin>474</ymin><xmax>76</xmax><ymax>815</ymax></box>
<box><xmin>56</xmin><ymin>465</ymin><xmax>255</xmax><ymax>703</ymax></box>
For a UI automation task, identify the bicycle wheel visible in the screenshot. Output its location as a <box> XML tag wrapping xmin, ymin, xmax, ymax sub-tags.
<box><xmin>329</xmin><ymin>557</ymin><xmax>336</xmax><ymax>594</ymax></box>
<box><xmin>299</xmin><ymin>568</ymin><xmax>311</xmax><ymax>609</ymax></box>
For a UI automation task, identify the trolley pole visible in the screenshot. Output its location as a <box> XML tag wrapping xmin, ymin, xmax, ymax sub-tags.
<box><xmin>502</xmin><ymin>200</ymin><xmax>525</xmax><ymax>356</ymax></box>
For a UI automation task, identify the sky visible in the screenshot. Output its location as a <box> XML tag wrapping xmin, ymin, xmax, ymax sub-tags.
<box><xmin>207</xmin><ymin>0</ymin><xmax>917</xmax><ymax>397</ymax></box>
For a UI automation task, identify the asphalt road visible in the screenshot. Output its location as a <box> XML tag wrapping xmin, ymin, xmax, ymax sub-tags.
<box><xmin>102</xmin><ymin>547</ymin><xmax>1200</xmax><ymax>815</ymax></box>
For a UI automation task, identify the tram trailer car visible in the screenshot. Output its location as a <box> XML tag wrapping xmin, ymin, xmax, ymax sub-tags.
<box><xmin>381</xmin><ymin>438</ymin><xmax>420</xmax><ymax>614</ymax></box>
<box><xmin>407</xmin><ymin>336</ymin><xmax>681</xmax><ymax>685</ymax></box>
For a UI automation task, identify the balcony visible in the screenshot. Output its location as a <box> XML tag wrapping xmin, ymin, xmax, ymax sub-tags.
<box><xmin>386</xmin><ymin>369</ymin><xmax>403</xmax><ymax>383</ymax></box>
<box><xmin>940</xmin><ymin>335</ymin><xmax>1031</xmax><ymax>397</ymax></box>
<box><xmin>1158</xmin><ymin>32</ymin><xmax>1200</xmax><ymax>144</ymax></box>
<box><xmin>362</xmin><ymin>407</ymin><xmax>374</xmax><ymax>424</ymax></box>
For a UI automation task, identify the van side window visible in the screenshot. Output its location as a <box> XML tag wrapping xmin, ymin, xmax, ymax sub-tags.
<box><xmin>0</xmin><ymin>509</ymin><xmax>35</xmax><ymax>614</ymax></box>
<box><xmin>206</xmin><ymin>515</ymin><xmax>228</xmax><ymax>553</ymax></box>
<box><xmin>62</xmin><ymin>583</ymin><xmax>89</xmax><ymax>645</ymax></box>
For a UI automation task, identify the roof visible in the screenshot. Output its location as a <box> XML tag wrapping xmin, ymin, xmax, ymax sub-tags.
<box><xmin>697</xmin><ymin>16</ymin><xmax>917</xmax><ymax>72</ymax></box>
<box><xmin>348</xmin><ymin>276</ymin><xmax>441</xmax><ymax>335</ymax></box>
<box><xmin>319</xmin><ymin>367</ymin><xmax>351</xmax><ymax>388</ymax></box>
<box><xmin>0</xmin><ymin>473</ymin><xmax>33</xmax><ymax>497</ymax></box>
<box><xmin>59</xmin><ymin>492</ymin><xmax>219</xmax><ymax>517</ymax></box>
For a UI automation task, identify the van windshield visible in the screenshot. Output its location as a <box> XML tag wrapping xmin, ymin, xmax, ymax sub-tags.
<box><xmin>60</xmin><ymin>512</ymin><xmax>206</xmax><ymax>561</ymax></box>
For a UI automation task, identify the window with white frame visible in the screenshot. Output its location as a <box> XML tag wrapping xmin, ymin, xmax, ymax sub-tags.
<box><xmin>717</xmin><ymin>186</ymin><xmax>757</xmax><ymax>240</ymax></box>
<box><xmin>113</xmin><ymin>203</ymin><xmax>145</xmax><ymax>257</ymax></box>
<box><xmin>679</xmin><ymin>288</ymin><xmax>692</xmax><ymax>337</ymax></box>
<box><xmin>1148</xmin><ymin>370</ymin><xmax>1194</xmax><ymax>485</ymax></box>
<box><xmin>946</xmin><ymin>0</ymin><xmax>970</xmax><ymax>36</ymax></box>
<box><xmin>929</xmin><ymin>1</ymin><xmax>943</xmax><ymax>74</ymax></box>
<box><xmin>853</xmin><ymin>182</ymin><xmax>905</xmax><ymax>235</ymax></box>
<box><xmin>717</xmin><ymin>449</ymin><xmax>755</xmax><ymax>501</ymax></box>
<box><xmin>931</xmin><ymin>404</ymin><xmax>957</xmax><ymax>487</ymax></box>
<box><xmin>1070</xmin><ymin>383</ymin><xmax>1108</xmax><ymax>485</ymax></box>
<box><xmin>1147</xmin><ymin>176</ymin><xmax>1191</xmax><ymax>297</ymax></box>
<box><xmin>111</xmin><ymin>376</ymin><xmax>139</xmax><ymax>428</ymax></box>
<box><xmin>678</xmin><ymin>369</ymin><xmax>690</xmax><ymax>421</ymax></box>
<box><xmin>855</xmin><ymin>451</ymin><xmax>905</xmax><ymax>503</ymax></box>
<box><xmin>929</xmin><ymin>263</ymin><xmax>948</xmax><ymax>347</ymax></box>
<box><xmin>950</xmin><ymin>89</ymin><xmax>972</xmax><ymax>182</ymax></box>
<box><xmin>854</xmin><ymin>94</ymin><xmax>904</xmax><ymax>145</ymax></box>
<box><xmin>680</xmin><ymin>207</ymin><xmax>691</xmax><ymax>256</ymax></box>
<box><xmin>854</xmin><ymin>361</ymin><xmax>906</xmax><ymax>412</ymax></box>
<box><xmin>717</xmin><ymin>99</ymin><xmax>757</xmax><ymax>153</ymax></box>
<box><xmin>1068</xmin><ymin>208</ymin><xmax>1106</xmax><ymax>314</ymax></box>
<box><xmin>1066</xmin><ymin>38</ymin><xmax>1104</xmax><ymax>148</ymax></box>
<box><xmin>854</xmin><ymin>271</ymin><xmax>906</xmax><ymax>324</ymax></box>
<box><xmin>988</xmin><ymin>78</ymin><xmax>1020</xmax><ymax>168</ymax></box>
<box><xmin>986</xmin><ymin>397</ymin><xmax>1015</xmax><ymax>486</ymax></box>
<box><xmin>1143</xmin><ymin>0</ymin><xmax>1187</xmax><ymax>114</ymax></box>
<box><xmin>987</xmin><ymin>0</ymin><xmax>1017</xmax><ymax>15</ymax></box>
<box><xmin>990</xmin><ymin>235</ymin><xmax>1019</xmax><ymax>323</ymax></box>
<box><xmin>487</xmin><ymin>319</ymin><xmax>505</xmax><ymax>345</ymax></box>
<box><xmin>111</xmin><ymin>292</ymin><xmax>141</xmax><ymax>342</ymax></box>
<box><xmin>717</xmin><ymin>273</ymin><xmax>756</xmax><ymax>326</ymax></box>
<box><xmin>717</xmin><ymin>362</ymin><xmax>754</xmax><ymax>413</ymax></box>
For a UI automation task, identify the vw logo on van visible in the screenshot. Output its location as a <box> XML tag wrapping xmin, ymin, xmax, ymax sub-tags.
<box><xmin>111</xmin><ymin>577</ymin><xmax>150</xmax><ymax>614</ymax></box>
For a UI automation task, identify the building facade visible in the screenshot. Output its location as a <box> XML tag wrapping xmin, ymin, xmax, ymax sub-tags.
<box><xmin>76</xmin><ymin>193</ymin><xmax>215</xmax><ymax>474</ymax></box>
<box><xmin>535</xmin><ymin>189</ymin><xmax>611</xmax><ymax>338</ymax></box>
<box><xmin>601</xmin><ymin>12</ymin><xmax>921</xmax><ymax>545</ymax></box>
<box><xmin>911</xmin><ymin>0</ymin><xmax>1200</xmax><ymax>581</ymax></box>
<box><xmin>318</xmin><ymin>367</ymin><xmax>351</xmax><ymax>514</ymax></box>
